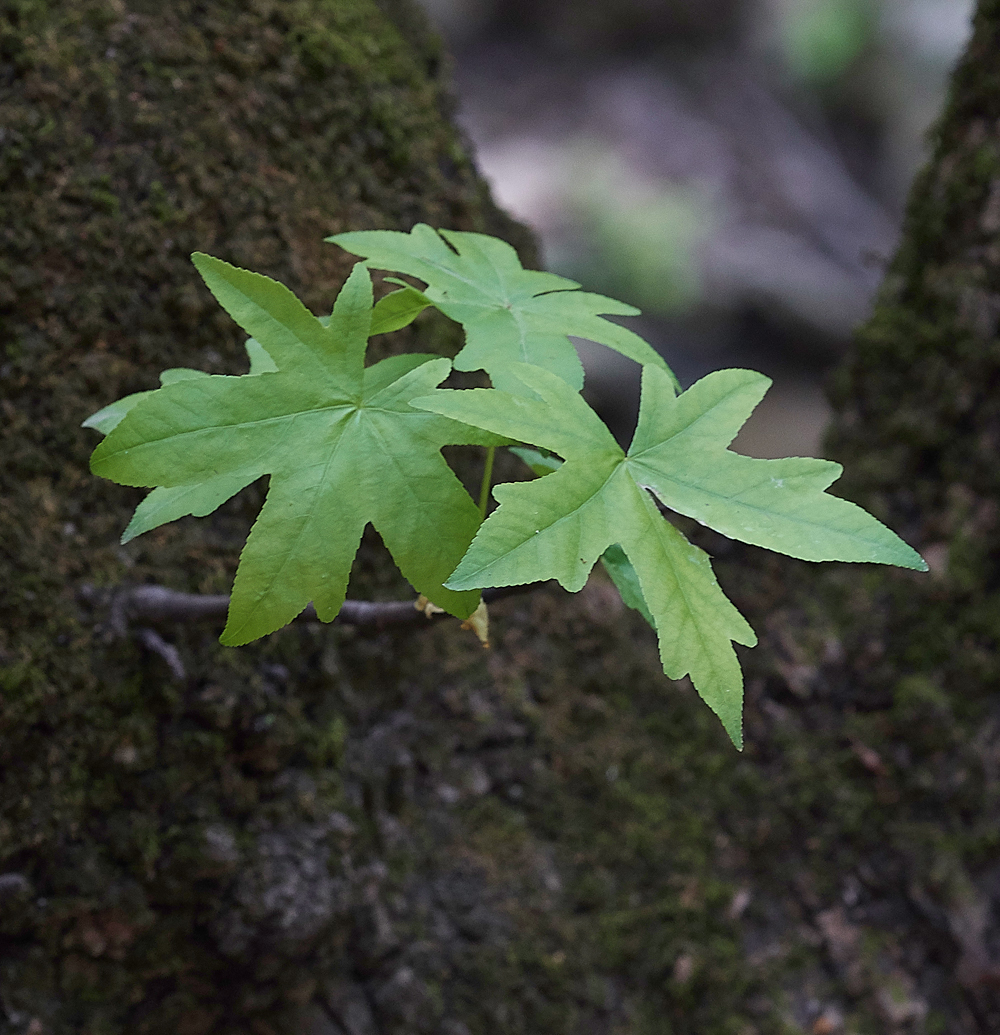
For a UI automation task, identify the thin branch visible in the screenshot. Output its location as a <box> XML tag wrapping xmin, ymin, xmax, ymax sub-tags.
<box><xmin>135</xmin><ymin>627</ymin><xmax>187</xmax><ymax>680</ymax></box>
<box><xmin>81</xmin><ymin>582</ymin><xmax>537</xmax><ymax>634</ymax></box>
<box><xmin>478</xmin><ymin>445</ymin><xmax>496</xmax><ymax>519</ymax></box>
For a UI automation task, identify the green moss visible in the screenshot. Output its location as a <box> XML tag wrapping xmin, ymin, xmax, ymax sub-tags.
<box><xmin>0</xmin><ymin>0</ymin><xmax>530</xmax><ymax>1029</ymax></box>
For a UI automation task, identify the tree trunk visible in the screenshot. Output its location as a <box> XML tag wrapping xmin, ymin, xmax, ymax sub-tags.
<box><xmin>0</xmin><ymin>2</ymin><xmax>533</xmax><ymax>1031</ymax></box>
<box><xmin>4</xmin><ymin>1</ymin><xmax>1000</xmax><ymax>1034</ymax></box>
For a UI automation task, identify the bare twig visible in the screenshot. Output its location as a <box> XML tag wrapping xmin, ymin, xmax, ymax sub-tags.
<box><xmin>82</xmin><ymin>582</ymin><xmax>536</xmax><ymax>633</ymax></box>
<box><xmin>135</xmin><ymin>627</ymin><xmax>187</xmax><ymax>680</ymax></box>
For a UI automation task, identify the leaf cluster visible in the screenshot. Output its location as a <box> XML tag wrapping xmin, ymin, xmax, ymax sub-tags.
<box><xmin>86</xmin><ymin>225</ymin><xmax>926</xmax><ymax>745</ymax></box>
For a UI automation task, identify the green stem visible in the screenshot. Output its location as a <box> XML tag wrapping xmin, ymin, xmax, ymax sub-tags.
<box><xmin>477</xmin><ymin>445</ymin><xmax>495</xmax><ymax>520</ymax></box>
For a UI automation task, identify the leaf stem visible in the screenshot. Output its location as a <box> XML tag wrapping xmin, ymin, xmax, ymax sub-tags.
<box><xmin>477</xmin><ymin>445</ymin><xmax>495</xmax><ymax>520</ymax></box>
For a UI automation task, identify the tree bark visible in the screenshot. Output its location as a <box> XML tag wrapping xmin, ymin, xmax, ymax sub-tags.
<box><xmin>4</xmin><ymin>1</ymin><xmax>1000</xmax><ymax>1033</ymax></box>
<box><xmin>0</xmin><ymin>2</ymin><xmax>532</xmax><ymax>1031</ymax></box>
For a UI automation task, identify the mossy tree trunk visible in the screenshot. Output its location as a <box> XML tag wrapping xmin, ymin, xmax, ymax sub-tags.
<box><xmin>0</xmin><ymin>2</ymin><xmax>533</xmax><ymax>1032</ymax></box>
<box><xmin>5</xmin><ymin>1</ymin><xmax>1000</xmax><ymax>1034</ymax></box>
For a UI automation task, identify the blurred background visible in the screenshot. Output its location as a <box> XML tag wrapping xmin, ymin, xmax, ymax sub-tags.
<box><xmin>416</xmin><ymin>0</ymin><xmax>974</xmax><ymax>456</ymax></box>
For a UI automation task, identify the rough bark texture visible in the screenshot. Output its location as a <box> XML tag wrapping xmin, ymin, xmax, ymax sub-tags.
<box><xmin>0</xmin><ymin>2</ymin><xmax>534</xmax><ymax>1031</ymax></box>
<box><xmin>5</xmin><ymin>1</ymin><xmax>1000</xmax><ymax>1034</ymax></box>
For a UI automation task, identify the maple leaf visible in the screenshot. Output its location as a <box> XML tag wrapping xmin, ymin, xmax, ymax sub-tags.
<box><xmin>413</xmin><ymin>363</ymin><xmax>926</xmax><ymax>746</ymax></box>
<box><xmin>327</xmin><ymin>222</ymin><xmax>677</xmax><ymax>392</ymax></box>
<box><xmin>508</xmin><ymin>448</ymin><xmax>655</xmax><ymax>626</ymax></box>
<box><xmin>88</xmin><ymin>255</ymin><xmax>498</xmax><ymax>645</ymax></box>
<box><xmin>84</xmin><ymin>289</ymin><xmax>429</xmax><ymax>545</ymax></box>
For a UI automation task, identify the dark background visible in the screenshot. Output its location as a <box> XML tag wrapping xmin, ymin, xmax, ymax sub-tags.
<box><xmin>417</xmin><ymin>0</ymin><xmax>973</xmax><ymax>454</ymax></box>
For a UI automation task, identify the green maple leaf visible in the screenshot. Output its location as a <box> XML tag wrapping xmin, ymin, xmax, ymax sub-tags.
<box><xmin>327</xmin><ymin>222</ymin><xmax>677</xmax><ymax>392</ymax></box>
<box><xmin>83</xmin><ymin>288</ymin><xmax>428</xmax><ymax>545</ymax></box>
<box><xmin>88</xmin><ymin>255</ymin><xmax>498</xmax><ymax>645</ymax></box>
<box><xmin>509</xmin><ymin>447</ymin><xmax>656</xmax><ymax>626</ymax></box>
<box><xmin>413</xmin><ymin>363</ymin><xmax>926</xmax><ymax>746</ymax></box>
